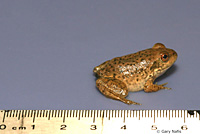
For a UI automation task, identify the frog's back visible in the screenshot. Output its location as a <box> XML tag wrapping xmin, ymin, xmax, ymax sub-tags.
<box><xmin>93</xmin><ymin>48</ymin><xmax>153</xmax><ymax>78</ymax></box>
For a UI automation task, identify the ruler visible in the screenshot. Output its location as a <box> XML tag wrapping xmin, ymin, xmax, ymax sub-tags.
<box><xmin>0</xmin><ymin>110</ymin><xmax>199</xmax><ymax>134</ymax></box>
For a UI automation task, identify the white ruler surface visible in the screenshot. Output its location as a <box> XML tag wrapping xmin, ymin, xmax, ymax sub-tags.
<box><xmin>0</xmin><ymin>110</ymin><xmax>199</xmax><ymax>134</ymax></box>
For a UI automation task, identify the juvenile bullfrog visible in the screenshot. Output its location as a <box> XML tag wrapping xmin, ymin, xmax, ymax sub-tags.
<box><xmin>93</xmin><ymin>43</ymin><xmax>177</xmax><ymax>105</ymax></box>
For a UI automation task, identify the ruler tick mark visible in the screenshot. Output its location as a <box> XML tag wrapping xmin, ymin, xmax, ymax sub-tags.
<box><xmin>33</xmin><ymin>110</ymin><xmax>36</xmax><ymax>123</ymax></box>
<box><xmin>58</xmin><ymin>110</ymin><xmax>60</xmax><ymax>117</ymax></box>
<box><xmin>157</xmin><ymin>110</ymin><xmax>158</xmax><ymax>118</ymax></box>
<box><xmin>63</xmin><ymin>110</ymin><xmax>66</xmax><ymax>123</ymax></box>
<box><xmin>78</xmin><ymin>110</ymin><xmax>81</xmax><ymax>120</ymax></box>
<box><xmin>75</xmin><ymin>110</ymin><xmax>78</xmax><ymax>118</ymax></box>
<box><xmin>139</xmin><ymin>111</ymin><xmax>140</xmax><ymax>120</ymax></box>
<box><xmin>18</xmin><ymin>110</ymin><xmax>22</xmax><ymax>120</ymax></box>
<box><xmin>123</xmin><ymin>110</ymin><xmax>125</xmax><ymax>123</ymax></box>
<box><xmin>73</xmin><ymin>110</ymin><xmax>75</xmax><ymax>118</ymax></box>
<box><xmin>36</xmin><ymin>110</ymin><xmax>39</xmax><ymax>117</ymax></box>
<box><xmin>136</xmin><ymin>110</ymin><xmax>137</xmax><ymax>118</ymax></box>
<box><xmin>16</xmin><ymin>110</ymin><xmax>18</xmax><ymax>118</ymax></box>
<box><xmin>93</xmin><ymin>110</ymin><xmax>96</xmax><ymax>123</ymax></box>
<box><xmin>48</xmin><ymin>110</ymin><xmax>51</xmax><ymax>120</ymax></box>
<box><xmin>45</xmin><ymin>110</ymin><xmax>48</xmax><ymax>118</ymax></box>
<box><xmin>2</xmin><ymin>111</ymin><xmax>7</xmax><ymax>123</ymax></box>
<box><xmin>51</xmin><ymin>110</ymin><xmax>54</xmax><ymax>118</ymax></box>
<box><xmin>108</xmin><ymin>110</ymin><xmax>110</xmax><ymax>120</ymax></box>
<box><xmin>101</xmin><ymin>110</ymin><xmax>104</xmax><ymax>126</ymax></box>
<box><xmin>27</xmin><ymin>110</ymin><xmax>30</xmax><ymax>117</ymax></box>
<box><xmin>9</xmin><ymin>110</ymin><xmax>12</xmax><ymax>117</ymax></box>
<box><xmin>184</xmin><ymin>110</ymin><xmax>186</xmax><ymax>123</ymax></box>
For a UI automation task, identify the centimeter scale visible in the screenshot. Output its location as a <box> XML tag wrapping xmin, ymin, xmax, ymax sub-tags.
<box><xmin>0</xmin><ymin>110</ymin><xmax>199</xmax><ymax>134</ymax></box>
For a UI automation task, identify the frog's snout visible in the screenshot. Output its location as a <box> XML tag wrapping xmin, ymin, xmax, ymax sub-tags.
<box><xmin>173</xmin><ymin>51</ymin><xmax>177</xmax><ymax>56</ymax></box>
<box><xmin>93</xmin><ymin>66</ymin><xmax>100</xmax><ymax>73</ymax></box>
<box><xmin>171</xmin><ymin>50</ymin><xmax>178</xmax><ymax>63</ymax></box>
<box><xmin>173</xmin><ymin>51</ymin><xmax>178</xmax><ymax>59</ymax></box>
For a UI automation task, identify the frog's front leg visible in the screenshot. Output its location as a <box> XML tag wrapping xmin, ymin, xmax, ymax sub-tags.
<box><xmin>96</xmin><ymin>77</ymin><xmax>141</xmax><ymax>105</ymax></box>
<box><xmin>144</xmin><ymin>78</ymin><xmax>171</xmax><ymax>92</ymax></box>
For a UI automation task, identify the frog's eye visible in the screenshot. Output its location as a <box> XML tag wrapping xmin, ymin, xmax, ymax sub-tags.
<box><xmin>161</xmin><ymin>52</ymin><xmax>169</xmax><ymax>62</ymax></box>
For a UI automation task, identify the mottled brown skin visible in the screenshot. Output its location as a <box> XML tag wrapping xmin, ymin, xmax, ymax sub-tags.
<box><xmin>93</xmin><ymin>43</ymin><xmax>178</xmax><ymax>105</ymax></box>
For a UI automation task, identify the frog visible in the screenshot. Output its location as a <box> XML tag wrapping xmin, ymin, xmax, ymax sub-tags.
<box><xmin>93</xmin><ymin>43</ymin><xmax>178</xmax><ymax>105</ymax></box>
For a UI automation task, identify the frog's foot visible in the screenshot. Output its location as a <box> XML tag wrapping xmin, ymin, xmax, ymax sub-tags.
<box><xmin>155</xmin><ymin>82</ymin><xmax>171</xmax><ymax>90</ymax></box>
<box><xmin>144</xmin><ymin>79</ymin><xmax>171</xmax><ymax>92</ymax></box>
<box><xmin>96</xmin><ymin>77</ymin><xmax>141</xmax><ymax>105</ymax></box>
<box><xmin>121</xmin><ymin>98</ymin><xmax>141</xmax><ymax>105</ymax></box>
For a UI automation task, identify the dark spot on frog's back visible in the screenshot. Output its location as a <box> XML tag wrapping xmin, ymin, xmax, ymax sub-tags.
<box><xmin>108</xmin><ymin>63</ymin><xmax>112</xmax><ymax>67</ymax></box>
<box><xmin>131</xmin><ymin>72</ymin><xmax>134</xmax><ymax>75</ymax></box>
<box><xmin>113</xmin><ymin>73</ymin><xmax>116</xmax><ymax>78</ymax></box>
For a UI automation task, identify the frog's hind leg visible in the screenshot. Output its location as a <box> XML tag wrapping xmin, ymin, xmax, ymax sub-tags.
<box><xmin>96</xmin><ymin>78</ymin><xmax>141</xmax><ymax>105</ymax></box>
